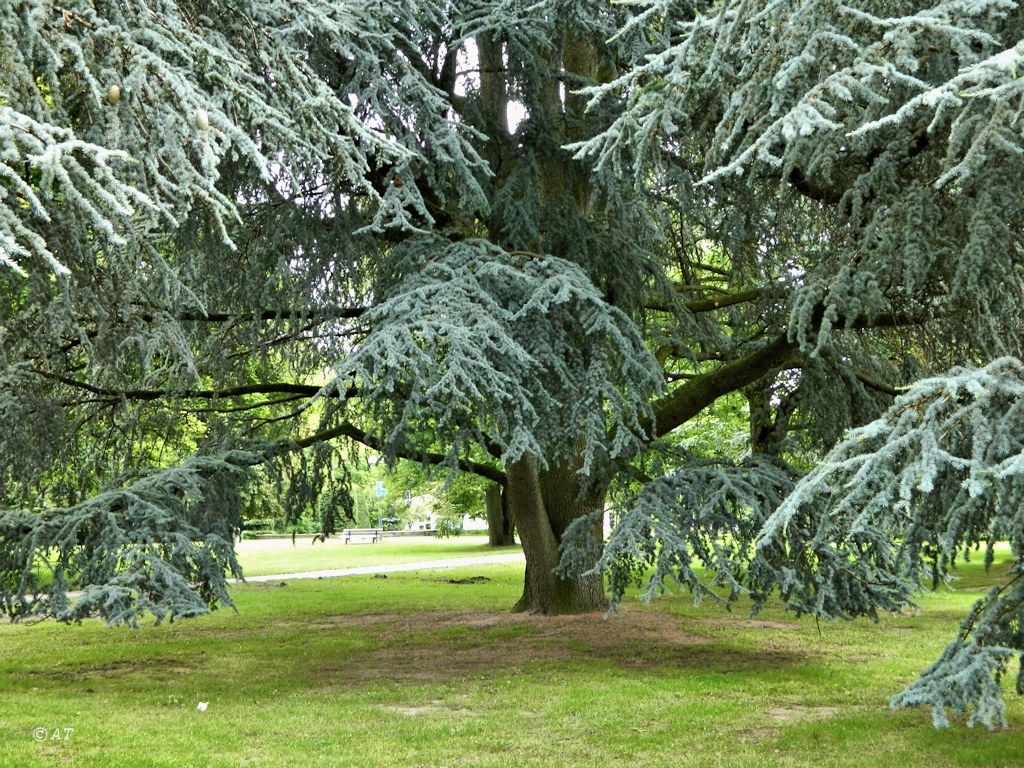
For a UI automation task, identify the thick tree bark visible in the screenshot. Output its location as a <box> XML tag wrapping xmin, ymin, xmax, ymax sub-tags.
<box><xmin>485</xmin><ymin>483</ymin><xmax>515</xmax><ymax>547</ymax></box>
<box><xmin>473</xmin><ymin>31</ymin><xmax>614</xmax><ymax>614</ymax></box>
<box><xmin>653</xmin><ymin>334</ymin><xmax>798</xmax><ymax>437</ymax></box>
<box><xmin>745</xmin><ymin>382</ymin><xmax>798</xmax><ymax>456</ymax></box>
<box><xmin>505</xmin><ymin>454</ymin><xmax>607</xmax><ymax>614</ymax></box>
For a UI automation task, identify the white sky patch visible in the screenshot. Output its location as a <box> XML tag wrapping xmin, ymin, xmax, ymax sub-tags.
<box><xmin>456</xmin><ymin>37</ymin><xmax>527</xmax><ymax>134</ymax></box>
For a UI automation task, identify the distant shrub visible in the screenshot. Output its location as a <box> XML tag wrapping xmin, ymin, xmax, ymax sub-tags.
<box><xmin>434</xmin><ymin>518</ymin><xmax>463</xmax><ymax>538</ymax></box>
<box><xmin>277</xmin><ymin>518</ymin><xmax>318</xmax><ymax>535</ymax></box>
<box><xmin>242</xmin><ymin>518</ymin><xmax>276</xmax><ymax>538</ymax></box>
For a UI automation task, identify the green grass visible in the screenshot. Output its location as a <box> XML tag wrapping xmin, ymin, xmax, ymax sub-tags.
<box><xmin>2</xmin><ymin>552</ymin><xmax>1024</xmax><ymax>767</ymax></box>
<box><xmin>235</xmin><ymin>535</ymin><xmax>521</xmax><ymax>577</ymax></box>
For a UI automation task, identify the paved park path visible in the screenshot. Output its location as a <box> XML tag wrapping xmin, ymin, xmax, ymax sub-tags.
<box><xmin>47</xmin><ymin>551</ymin><xmax>526</xmax><ymax>602</ymax></box>
<box><xmin>232</xmin><ymin>551</ymin><xmax>526</xmax><ymax>584</ymax></box>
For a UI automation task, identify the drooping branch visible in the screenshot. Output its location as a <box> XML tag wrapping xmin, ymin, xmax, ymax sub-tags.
<box><xmin>756</xmin><ymin>356</ymin><xmax>1024</xmax><ymax>728</ymax></box>
<box><xmin>286</xmin><ymin>421</ymin><xmax>507</xmax><ymax>486</ymax></box>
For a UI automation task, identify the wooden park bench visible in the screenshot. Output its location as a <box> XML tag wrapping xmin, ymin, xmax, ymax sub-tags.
<box><xmin>341</xmin><ymin>527</ymin><xmax>384</xmax><ymax>544</ymax></box>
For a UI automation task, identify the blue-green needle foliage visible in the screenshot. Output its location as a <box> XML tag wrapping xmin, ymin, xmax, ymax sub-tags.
<box><xmin>569</xmin><ymin>0</ymin><xmax>1024</xmax><ymax>727</ymax></box>
<box><xmin>0</xmin><ymin>452</ymin><xmax>251</xmax><ymax>626</ymax></box>
<box><xmin>577</xmin><ymin>0</ymin><xmax>1024</xmax><ymax>359</ymax></box>
<box><xmin>561</xmin><ymin>454</ymin><xmax>800</xmax><ymax>610</ymax></box>
<box><xmin>5</xmin><ymin>0</ymin><xmax>1024</xmax><ymax>732</ymax></box>
<box><xmin>339</xmin><ymin>237</ymin><xmax>664</xmax><ymax>474</ymax></box>
<box><xmin>760</xmin><ymin>358</ymin><xmax>1024</xmax><ymax>727</ymax></box>
<box><xmin>0</xmin><ymin>0</ymin><xmax>479</xmax><ymax>622</ymax></box>
<box><xmin>2</xmin><ymin>1</ymin><xmax>405</xmax><ymax>274</ymax></box>
<box><xmin>1</xmin><ymin>1</ymin><xmax>670</xmax><ymax>623</ymax></box>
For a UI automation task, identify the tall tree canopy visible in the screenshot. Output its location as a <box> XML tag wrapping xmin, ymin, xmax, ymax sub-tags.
<box><xmin>3</xmin><ymin>0</ymin><xmax>1024</xmax><ymax>727</ymax></box>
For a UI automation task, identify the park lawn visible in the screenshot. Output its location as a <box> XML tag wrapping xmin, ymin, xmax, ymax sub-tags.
<box><xmin>1</xmin><ymin>554</ymin><xmax>1023</xmax><ymax>767</ymax></box>
<box><xmin>235</xmin><ymin>535</ymin><xmax>522</xmax><ymax>577</ymax></box>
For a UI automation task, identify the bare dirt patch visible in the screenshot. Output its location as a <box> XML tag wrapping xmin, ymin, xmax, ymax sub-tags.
<box><xmin>384</xmin><ymin>700</ymin><xmax>478</xmax><ymax>718</ymax></box>
<box><xmin>310</xmin><ymin>606</ymin><xmax>806</xmax><ymax>686</ymax></box>
<box><xmin>738</xmin><ymin>726</ymin><xmax>781</xmax><ymax>742</ymax></box>
<box><xmin>26</xmin><ymin>656</ymin><xmax>197</xmax><ymax>683</ymax></box>
<box><xmin>699</xmin><ymin>618</ymin><xmax>801</xmax><ymax>631</ymax></box>
<box><xmin>766</xmin><ymin>705</ymin><xmax>838</xmax><ymax>722</ymax></box>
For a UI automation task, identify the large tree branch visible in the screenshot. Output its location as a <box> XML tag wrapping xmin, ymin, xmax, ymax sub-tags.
<box><xmin>649</xmin><ymin>306</ymin><xmax>932</xmax><ymax>437</ymax></box>
<box><xmin>234</xmin><ymin>421</ymin><xmax>507</xmax><ymax>485</ymax></box>
<box><xmin>854</xmin><ymin>371</ymin><xmax>900</xmax><ymax>397</ymax></box>
<box><xmin>786</xmin><ymin>130</ymin><xmax>932</xmax><ymax>211</ymax></box>
<box><xmin>56</xmin><ymin>305</ymin><xmax>370</xmax><ymax>356</ymax></box>
<box><xmin>652</xmin><ymin>333</ymin><xmax>798</xmax><ymax>437</ymax></box>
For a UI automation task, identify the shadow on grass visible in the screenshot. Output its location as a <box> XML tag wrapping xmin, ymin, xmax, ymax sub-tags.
<box><xmin>294</xmin><ymin>607</ymin><xmax>809</xmax><ymax>688</ymax></box>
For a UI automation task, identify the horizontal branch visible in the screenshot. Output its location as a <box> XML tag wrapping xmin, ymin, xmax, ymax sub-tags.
<box><xmin>57</xmin><ymin>305</ymin><xmax>370</xmax><ymax>356</ymax></box>
<box><xmin>168</xmin><ymin>306</ymin><xmax>368</xmax><ymax>323</ymax></box>
<box><xmin>652</xmin><ymin>333</ymin><xmax>797</xmax><ymax>437</ymax></box>
<box><xmin>683</xmin><ymin>288</ymin><xmax>764</xmax><ymax>314</ymax></box>
<box><xmin>646</xmin><ymin>287</ymin><xmax>764</xmax><ymax>314</ymax></box>
<box><xmin>854</xmin><ymin>371</ymin><xmax>900</xmax><ymax>397</ymax></box>
<box><xmin>312</xmin><ymin>422</ymin><xmax>507</xmax><ymax>485</ymax></box>
<box><xmin>31</xmin><ymin>370</ymin><xmax>356</xmax><ymax>403</ymax></box>
<box><xmin>649</xmin><ymin>306</ymin><xmax>929</xmax><ymax>436</ymax></box>
<box><xmin>187</xmin><ymin>394</ymin><xmax>309</xmax><ymax>415</ymax></box>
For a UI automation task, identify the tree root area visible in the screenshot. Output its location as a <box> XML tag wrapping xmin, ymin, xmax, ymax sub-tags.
<box><xmin>309</xmin><ymin>606</ymin><xmax>805</xmax><ymax>686</ymax></box>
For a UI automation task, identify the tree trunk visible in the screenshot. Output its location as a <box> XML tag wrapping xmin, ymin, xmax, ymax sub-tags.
<box><xmin>745</xmin><ymin>380</ymin><xmax>797</xmax><ymax>456</ymax></box>
<box><xmin>505</xmin><ymin>454</ymin><xmax>607</xmax><ymax>614</ymax></box>
<box><xmin>475</xmin><ymin>30</ymin><xmax>610</xmax><ymax>614</ymax></box>
<box><xmin>485</xmin><ymin>483</ymin><xmax>515</xmax><ymax>547</ymax></box>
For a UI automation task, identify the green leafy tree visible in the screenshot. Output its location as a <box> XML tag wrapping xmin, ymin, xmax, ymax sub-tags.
<box><xmin>4</xmin><ymin>0</ymin><xmax>1024</xmax><ymax>727</ymax></box>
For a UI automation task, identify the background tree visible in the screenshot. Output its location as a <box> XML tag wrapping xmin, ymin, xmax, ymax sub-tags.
<box><xmin>4</xmin><ymin>0</ymin><xmax>1024</xmax><ymax>726</ymax></box>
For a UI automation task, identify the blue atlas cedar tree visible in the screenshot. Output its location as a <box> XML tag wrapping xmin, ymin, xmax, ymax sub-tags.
<box><xmin>2</xmin><ymin>0</ymin><xmax>1024</xmax><ymax>727</ymax></box>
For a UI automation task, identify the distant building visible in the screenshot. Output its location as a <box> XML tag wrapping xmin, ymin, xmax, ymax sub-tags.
<box><xmin>404</xmin><ymin>494</ymin><xmax>488</xmax><ymax>532</ymax></box>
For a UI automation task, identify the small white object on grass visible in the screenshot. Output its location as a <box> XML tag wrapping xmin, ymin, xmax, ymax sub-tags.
<box><xmin>197</xmin><ymin>702</ymin><xmax>208</xmax><ymax>712</ymax></box>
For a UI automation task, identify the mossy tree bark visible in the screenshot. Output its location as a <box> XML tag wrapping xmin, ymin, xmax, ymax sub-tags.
<box><xmin>505</xmin><ymin>454</ymin><xmax>607</xmax><ymax>614</ymax></box>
